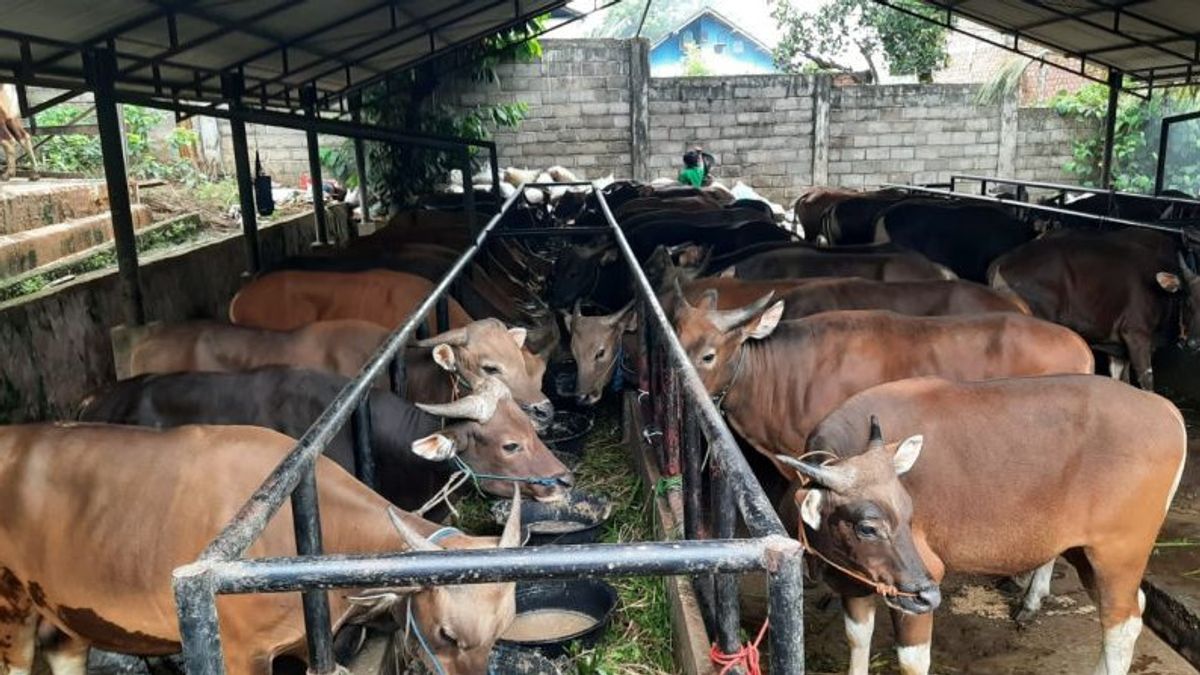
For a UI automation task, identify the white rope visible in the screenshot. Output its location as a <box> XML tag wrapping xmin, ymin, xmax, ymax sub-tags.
<box><xmin>413</xmin><ymin>470</ymin><xmax>470</xmax><ymax>519</ymax></box>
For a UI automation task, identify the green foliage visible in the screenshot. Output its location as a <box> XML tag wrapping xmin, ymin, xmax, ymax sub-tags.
<box><xmin>772</xmin><ymin>0</ymin><xmax>949</xmax><ymax>82</ymax></box>
<box><xmin>34</xmin><ymin>103</ymin><xmax>204</xmax><ymax>183</ymax></box>
<box><xmin>682</xmin><ymin>42</ymin><xmax>712</xmax><ymax>76</ymax></box>
<box><xmin>588</xmin><ymin>0</ymin><xmax>703</xmax><ymax>41</ymax></box>
<box><xmin>1050</xmin><ymin>85</ymin><xmax>1200</xmax><ymax>194</ymax></box>
<box><xmin>358</xmin><ymin>18</ymin><xmax>541</xmax><ymax>207</ymax></box>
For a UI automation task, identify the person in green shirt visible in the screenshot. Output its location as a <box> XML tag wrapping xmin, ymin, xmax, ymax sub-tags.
<box><xmin>678</xmin><ymin>148</ymin><xmax>707</xmax><ymax>187</ymax></box>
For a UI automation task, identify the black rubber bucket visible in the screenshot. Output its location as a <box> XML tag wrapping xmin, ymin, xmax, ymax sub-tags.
<box><xmin>487</xmin><ymin>643</ymin><xmax>565</xmax><ymax>675</ymax></box>
<box><xmin>539</xmin><ymin>410</ymin><xmax>593</xmax><ymax>464</ymax></box>
<box><xmin>490</xmin><ymin>490</ymin><xmax>611</xmax><ymax>546</ymax></box>
<box><xmin>497</xmin><ymin>579</ymin><xmax>619</xmax><ymax>659</ymax></box>
<box><xmin>544</xmin><ymin>358</ymin><xmax>579</xmax><ymax>407</ymax></box>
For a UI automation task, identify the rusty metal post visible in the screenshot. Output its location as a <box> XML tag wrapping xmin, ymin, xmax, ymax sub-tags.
<box><xmin>663</xmin><ymin>359</ymin><xmax>682</xmax><ymax>477</ymax></box>
<box><xmin>712</xmin><ymin>459</ymin><xmax>741</xmax><ymax>658</ymax></box>
<box><xmin>302</xmin><ymin>86</ymin><xmax>329</xmax><ymax>247</ymax></box>
<box><xmin>682</xmin><ymin>409</ymin><xmax>706</xmax><ymax>540</ymax></box>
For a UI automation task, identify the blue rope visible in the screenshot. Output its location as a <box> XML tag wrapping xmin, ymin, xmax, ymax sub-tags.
<box><xmin>426</xmin><ymin>527</ymin><xmax>461</xmax><ymax>545</ymax></box>
<box><xmin>407</xmin><ymin>599</ymin><xmax>500</xmax><ymax>675</ymax></box>
<box><xmin>609</xmin><ymin>342</ymin><xmax>625</xmax><ymax>392</ymax></box>
<box><xmin>451</xmin><ymin>455</ymin><xmax>562</xmax><ymax>489</ymax></box>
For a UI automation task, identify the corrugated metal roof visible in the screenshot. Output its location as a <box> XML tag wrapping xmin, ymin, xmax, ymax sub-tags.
<box><xmin>899</xmin><ymin>0</ymin><xmax>1200</xmax><ymax>89</ymax></box>
<box><xmin>0</xmin><ymin>0</ymin><xmax>567</xmax><ymax>113</ymax></box>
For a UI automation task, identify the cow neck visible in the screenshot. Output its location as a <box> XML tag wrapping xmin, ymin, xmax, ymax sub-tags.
<box><xmin>711</xmin><ymin>343</ymin><xmax>749</xmax><ymax>409</ymax></box>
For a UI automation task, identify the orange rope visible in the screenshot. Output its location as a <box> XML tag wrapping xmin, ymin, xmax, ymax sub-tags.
<box><xmin>709</xmin><ymin>619</ymin><xmax>769</xmax><ymax>675</ymax></box>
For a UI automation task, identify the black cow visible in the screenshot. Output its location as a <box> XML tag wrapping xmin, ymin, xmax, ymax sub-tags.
<box><xmin>989</xmin><ymin>227</ymin><xmax>1200</xmax><ymax>390</ymax></box>
<box><xmin>874</xmin><ymin>199</ymin><xmax>1037</xmax><ymax>282</ymax></box>
<box><xmin>78</xmin><ymin>367</ymin><xmax>573</xmax><ymax>508</ymax></box>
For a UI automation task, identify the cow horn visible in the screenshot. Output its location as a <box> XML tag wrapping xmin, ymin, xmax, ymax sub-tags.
<box><xmin>775</xmin><ymin>455</ymin><xmax>856</xmax><ymax>493</ymax></box>
<box><xmin>868</xmin><ymin>415</ymin><xmax>883</xmax><ymax>450</ymax></box>
<box><xmin>1179</xmin><ymin>252</ymin><xmax>1197</xmax><ymax>281</ymax></box>
<box><xmin>388</xmin><ymin>506</ymin><xmax>442</xmax><ymax>552</ymax></box>
<box><xmin>603</xmin><ymin>299</ymin><xmax>637</xmax><ymax>326</ymax></box>
<box><xmin>499</xmin><ymin>488</ymin><xmax>523</xmax><ymax>548</ymax></box>
<box><xmin>415</xmin><ymin>378</ymin><xmax>505</xmax><ymax>422</ymax></box>
<box><xmin>673</xmin><ymin>278</ymin><xmax>694</xmax><ymax>310</ymax></box>
<box><xmin>573</xmin><ymin>298</ymin><xmax>583</xmax><ymax>319</ymax></box>
<box><xmin>415</xmin><ymin>326</ymin><xmax>469</xmax><ymax>347</ymax></box>
<box><xmin>709</xmin><ymin>292</ymin><xmax>776</xmax><ymax>332</ymax></box>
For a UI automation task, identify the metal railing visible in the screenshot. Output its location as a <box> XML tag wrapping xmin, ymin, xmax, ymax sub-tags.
<box><xmin>948</xmin><ymin>174</ymin><xmax>1200</xmax><ymax>209</ymax></box>
<box><xmin>884</xmin><ymin>182</ymin><xmax>1188</xmax><ymax>234</ymax></box>
<box><xmin>172</xmin><ymin>181</ymin><xmax>806</xmax><ymax>675</ymax></box>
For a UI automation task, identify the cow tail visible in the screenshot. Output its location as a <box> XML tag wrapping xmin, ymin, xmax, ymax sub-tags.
<box><xmin>989</xmin><ymin>266</ymin><xmax>1032</xmax><ymax>315</ymax></box>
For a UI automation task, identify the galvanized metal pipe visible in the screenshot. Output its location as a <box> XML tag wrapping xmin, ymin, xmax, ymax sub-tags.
<box><xmin>172</xmin><ymin>564</ymin><xmax>225</xmax><ymax>675</ymax></box>
<box><xmin>210</xmin><ymin>539</ymin><xmax>780</xmax><ymax>594</ymax></box>
<box><xmin>712</xmin><ymin>460</ymin><xmax>742</xmax><ymax>657</ymax></box>
<box><xmin>291</xmin><ymin>467</ymin><xmax>336</xmax><ymax>674</ymax></box>
<box><xmin>682</xmin><ymin>408</ymin><xmax>706</xmax><ymax>541</ymax></box>
<box><xmin>767</xmin><ymin>546</ymin><xmax>807</xmax><ymax>675</ymax></box>
<box><xmin>350</xmin><ymin>398</ymin><xmax>376</xmax><ymax>488</ymax></box>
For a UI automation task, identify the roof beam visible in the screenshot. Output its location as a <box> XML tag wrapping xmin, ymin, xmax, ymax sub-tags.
<box><xmin>1013</xmin><ymin>0</ymin><xmax>1196</xmax><ymax>69</ymax></box>
<box><xmin>30</xmin><ymin>1</ymin><xmax>205</xmax><ymax>71</ymax></box>
<box><xmin>1011</xmin><ymin>0</ymin><xmax>1152</xmax><ymax>33</ymax></box>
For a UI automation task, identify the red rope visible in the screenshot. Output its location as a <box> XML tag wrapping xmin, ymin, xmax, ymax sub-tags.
<box><xmin>709</xmin><ymin>619</ymin><xmax>769</xmax><ymax>675</ymax></box>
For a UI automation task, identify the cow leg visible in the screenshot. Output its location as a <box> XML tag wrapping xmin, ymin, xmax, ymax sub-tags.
<box><xmin>1087</xmin><ymin>548</ymin><xmax>1147</xmax><ymax>675</ymax></box>
<box><xmin>842</xmin><ymin>594</ymin><xmax>876</xmax><ymax>675</ymax></box>
<box><xmin>0</xmin><ymin>604</ymin><xmax>37</xmax><ymax>675</ymax></box>
<box><xmin>16</xmin><ymin>132</ymin><xmax>38</xmax><ymax>181</ymax></box>
<box><xmin>0</xmin><ymin>138</ymin><xmax>16</xmax><ymax>181</ymax></box>
<box><xmin>40</xmin><ymin>632</ymin><xmax>87</xmax><ymax>675</ymax></box>
<box><xmin>1122</xmin><ymin>334</ymin><xmax>1155</xmax><ymax>391</ymax></box>
<box><xmin>1108</xmin><ymin>356</ymin><xmax>1128</xmax><ymax>383</ymax></box>
<box><xmin>1013</xmin><ymin>559</ymin><xmax>1056</xmax><ymax>625</ymax></box>
<box><xmin>890</xmin><ymin>608</ymin><xmax>933</xmax><ymax>675</ymax></box>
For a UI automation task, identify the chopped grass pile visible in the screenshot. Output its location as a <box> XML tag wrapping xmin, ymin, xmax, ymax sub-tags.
<box><xmin>449</xmin><ymin>399</ymin><xmax>675</xmax><ymax>674</ymax></box>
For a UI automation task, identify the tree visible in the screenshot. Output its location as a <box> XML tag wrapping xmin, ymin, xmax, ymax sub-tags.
<box><xmin>682</xmin><ymin>43</ymin><xmax>713</xmax><ymax>76</ymax></box>
<box><xmin>772</xmin><ymin>0</ymin><xmax>949</xmax><ymax>83</ymax></box>
<box><xmin>589</xmin><ymin>0</ymin><xmax>703</xmax><ymax>42</ymax></box>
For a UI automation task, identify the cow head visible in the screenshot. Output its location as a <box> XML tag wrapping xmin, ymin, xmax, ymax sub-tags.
<box><xmin>776</xmin><ymin>418</ymin><xmax>941</xmax><ymax>615</ymax></box>
<box><xmin>644</xmin><ymin>245</ymin><xmax>708</xmax><ymax>294</ymax></box>
<box><xmin>418</xmin><ymin>319</ymin><xmax>554</xmax><ymax>428</ymax></box>
<box><xmin>411</xmin><ymin>377</ymin><xmax>572</xmax><ymax>502</ymax></box>
<box><xmin>670</xmin><ymin>284</ymin><xmax>784</xmax><ymax>395</ymax></box>
<box><xmin>1158</xmin><ymin>252</ymin><xmax>1200</xmax><ymax>351</ymax></box>
<box><xmin>349</xmin><ymin>495</ymin><xmax>523</xmax><ymax>674</ymax></box>
<box><xmin>547</xmin><ymin>240</ymin><xmax>619</xmax><ymax>309</ymax></box>
<box><xmin>563</xmin><ymin>299</ymin><xmax>638</xmax><ymax>405</ymax></box>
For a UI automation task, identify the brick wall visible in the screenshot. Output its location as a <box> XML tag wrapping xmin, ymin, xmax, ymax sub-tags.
<box><xmin>214</xmin><ymin>120</ymin><xmax>343</xmax><ymax>187</ymax></box>
<box><xmin>199</xmin><ymin>38</ymin><xmax>1094</xmax><ymax>203</ymax></box>
<box><xmin>647</xmin><ymin>75</ymin><xmax>815</xmax><ymax>203</ymax></box>
<box><xmin>440</xmin><ymin>39</ymin><xmax>634</xmax><ymax>179</ymax></box>
<box><xmin>829</xmin><ymin>84</ymin><xmax>1003</xmax><ymax>190</ymax></box>
<box><xmin>1014</xmin><ymin>107</ymin><xmax>1091</xmax><ymax>182</ymax></box>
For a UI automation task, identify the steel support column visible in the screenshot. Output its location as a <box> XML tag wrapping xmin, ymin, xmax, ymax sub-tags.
<box><xmin>349</xmin><ymin>93</ymin><xmax>371</xmax><ymax>236</ymax></box>
<box><xmin>291</xmin><ymin>467</ymin><xmax>336</xmax><ymax>674</ymax></box>
<box><xmin>461</xmin><ymin>148</ymin><xmax>477</xmax><ymax>235</ymax></box>
<box><xmin>767</xmin><ymin>542</ymin><xmax>806</xmax><ymax>674</ymax></box>
<box><xmin>350</xmin><ymin>398</ymin><xmax>377</xmax><ymax>489</ymax></box>
<box><xmin>1101</xmin><ymin>69</ymin><xmax>1123</xmax><ymax>190</ymax></box>
<box><xmin>91</xmin><ymin>48</ymin><xmax>145</xmax><ymax>326</ymax></box>
<box><xmin>302</xmin><ymin>86</ymin><xmax>330</xmax><ymax>246</ymax></box>
<box><xmin>224</xmin><ymin>74</ymin><xmax>261</xmax><ymax>274</ymax></box>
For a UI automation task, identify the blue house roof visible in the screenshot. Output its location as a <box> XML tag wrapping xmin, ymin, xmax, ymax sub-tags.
<box><xmin>649</xmin><ymin>8</ymin><xmax>777</xmax><ymax>77</ymax></box>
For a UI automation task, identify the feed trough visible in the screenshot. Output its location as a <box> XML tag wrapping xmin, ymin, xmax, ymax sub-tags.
<box><xmin>490</xmin><ymin>490</ymin><xmax>612</xmax><ymax>546</ymax></box>
<box><xmin>497</xmin><ymin>579</ymin><xmax>619</xmax><ymax>659</ymax></box>
<box><xmin>539</xmin><ymin>409</ymin><xmax>594</xmax><ymax>462</ymax></box>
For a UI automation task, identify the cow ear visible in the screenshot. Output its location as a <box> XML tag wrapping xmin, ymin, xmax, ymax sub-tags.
<box><xmin>718</xmin><ymin>266</ymin><xmax>736</xmax><ymax>278</ymax></box>
<box><xmin>560</xmin><ymin>309</ymin><xmax>574</xmax><ymax>333</ymax></box>
<box><xmin>799</xmin><ymin>489</ymin><xmax>823</xmax><ymax>530</ymax></box>
<box><xmin>412</xmin><ymin>432</ymin><xmax>457</xmax><ymax>461</ymax></box>
<box><xmin>892</xmin><ymin>435</ymin><xmax>924</xmax><ymax>475</ymax></box>
<box><xmin>1157</xmin><ymin>272</ymin><xmax>1182</xmax><ymax>293</ymax></box>
<box><xmin>508</xmin><ymin>327</ymin><xmax>528</xmax><ymax>348</ymax></box>
<box><xmin>697</xmin><ymin>289</ymin><xmax>719</xmax><ymax>311</ymax></box>
<box><xmin>745</xmin><ymin>301</ymin><xmax>784</xmax><ymax>340</ymax></box>
<box><xmin>619</xmin><ymin>307</ymin><xmax>639</xmax><ymax>333</ymax></box>
<box><xmin>432</xmin><ymin>344</ymin><xmax>457</xmax><ymax>372</ymax></box>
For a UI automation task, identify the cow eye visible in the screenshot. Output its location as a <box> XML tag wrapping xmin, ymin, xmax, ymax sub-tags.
<box><xmin>503</xmin><ymin>442</ymin><xmax>521</xmax><ymax>454</ymax></box>
<box><xmin>438</xmin><ymin>626</ymin><xmax>458</xmax><ymax>648</ymax></box>
<box><xmin>482</xmin><ymin>364</ymin><xmax>502</xmax><ymax>375</ymax></box>
<box><xmin>701</xmin><ymin>351</ymin><xmax>716</xmax><ymax>364</ymax></box>
<box><xmin>595</xmin><ymin>348</ymin><xmax>606</xmax><ymax>360</ymax></box>
<box><xmin>855</xmin><ymin>522</ymin><xmax>882</xmax><ymax>540</ymax></box>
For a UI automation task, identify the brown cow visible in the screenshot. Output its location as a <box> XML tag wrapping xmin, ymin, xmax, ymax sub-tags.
<box><xmin>778</xmin><ymin>375</ymin><xmax>1186</xmax><ymax>675</ymax></box>
<box><xmin>989</xmin><ymin>228</ymin><xmax>1200</xmax><ymax>391</ymax></box>
<box><xmin>129</xmin><ymin>319</ymin><xmax>554</xmax><ymax>426</ymax></box>
<box><xmin>565</xmin><ymin>277</ymin><xmax>1028</xmax><ymax>404</ymax></box>
<box><xmin>229</xmin><ymin>269</ymin><xmax>472</xmax><ymax>333</ymax></box>
<box><xmin>723</xmin><ymin>246</ymin><xmax>956</xmax><ymax>282</ymax></box>
<box><xmin>791</xmin><ymin>186</ymin><xmax>859</xmax><ymax>237</ymax></box>
<box><xmin>0</xmin><ymin>85</ymin><xmax>38</xmax><ymax>181</ymax></box>
<box><xmin>0</xmin><ymin>423</ymin><xmax>524</xmax><ymax>675</ymax></box>
<box><xmin>670</xmin><ymin>292</ymin><xmax>1094</xmax><ymax>476</ymax></box>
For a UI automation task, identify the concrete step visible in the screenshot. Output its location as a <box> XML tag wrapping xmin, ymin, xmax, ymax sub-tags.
<box><xmin>0</xmin><ymin>178</ymin><xmax>138</xmax><ymax>236</ymax></box>
<box><xmin>0</xmin><ymin>204</ymin><xmax>153</xmax><ymax>278</ymax></box>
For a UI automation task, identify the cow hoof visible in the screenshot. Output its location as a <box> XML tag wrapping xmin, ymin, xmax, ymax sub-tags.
<box><xmin>1011</xmin><ymin>604</ymin><xmax>1038</xmax><ymax>628</ymax></box>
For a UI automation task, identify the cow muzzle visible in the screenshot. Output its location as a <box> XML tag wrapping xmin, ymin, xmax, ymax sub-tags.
<box><xmin>525</xmin><ymin>400</ymin><xmax>555</xmax><ymax>429</ymax></box>
<box><xmin>886</xmin><ymin>582</ymin><xmax>942</xmax><ymax>615</ymax></box>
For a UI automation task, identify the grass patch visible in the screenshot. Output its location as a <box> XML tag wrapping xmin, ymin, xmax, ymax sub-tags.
<box><xmin>448</xmin><ymin>399</ymin><xmax>675</xmax><ymax>674</ymax></box>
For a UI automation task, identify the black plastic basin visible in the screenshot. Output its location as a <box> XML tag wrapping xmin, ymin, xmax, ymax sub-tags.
<box><xmin>538</xmin><ymin>410</ymin><xmax>593</xmax><ymax>460</ymax></box>
<box><xmin>497</xmin><ymin>579</ymin><xmax>619</xmax><ymax>658</ymax></box>
<box><xmin>490</xmin><ymin>490</ymin><xmax>611</xmax><ymax>546</ymax></box>
<box><xmin>487</xmin><ymin>642</ymin><xmax>565</xmax><ymax>675</ymax></box>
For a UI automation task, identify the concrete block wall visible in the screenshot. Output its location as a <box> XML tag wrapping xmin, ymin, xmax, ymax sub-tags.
<box><xmin>440</xmin><ymin>39</ymin><xmax>635</xmax><ymax>179</ymax></box>
<box><xmin>215</xmin><ymin>120</ymin><xmax>343</xmax><ymax>187</ymax></box>
<box><xmin>1015</xmin><ymin>107</ymin><xmax>1092</xmax><ymax>182</ymax></box>
<box><xmin>647</xmin><ymin>75</ymin><xmax>815</xmax><ymax>203</ymax></box>
<box><xmin>829</xmin><ymin>84</ymin><xmax>1003</xmax><ymax>190</ymax></box>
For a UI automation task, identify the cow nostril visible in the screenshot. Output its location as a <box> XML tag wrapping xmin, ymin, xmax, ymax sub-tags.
<box><xmin>556</xmin><ymin>473</ymin><xmax>575</xmax><ymax>488</ymax></box>
<box><xmin>917</xmin><ymin>586</ymin><xmax>942</xmax><ymax>611</ymax></box>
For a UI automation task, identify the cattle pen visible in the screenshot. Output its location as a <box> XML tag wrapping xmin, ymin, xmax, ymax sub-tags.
<box><xmin>170</xmin><ymin>182</ymin><xmax>808</xmax><ymax>675</ymax></box>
